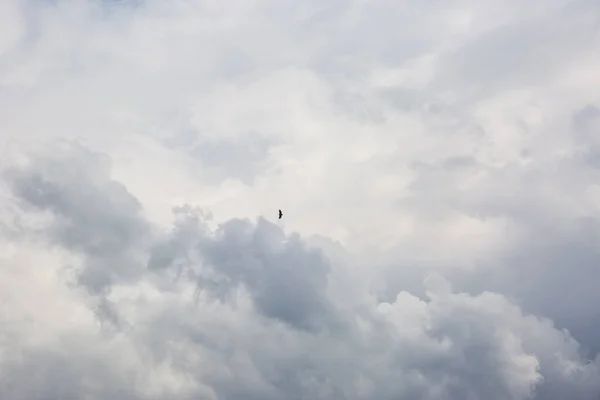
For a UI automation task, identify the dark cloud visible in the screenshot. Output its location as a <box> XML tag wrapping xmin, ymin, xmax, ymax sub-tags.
<box><xmin>386</xmin><ymin>135</ymin><xmax>600</xmax><ymax>356</ymax></box>
<box><xmin>3</xmin><ymin>143</ymin><xmax>151</xmax><ymax>293</ymax></box>
<box><xmin>1</xmin><ymin>142</ymin><xmax>599</xmax><ymax>399</ymax></box>
<box><xmin>149</xmin><ymin>209</ymin><xmax>340</xmax><ymax>332</ymax></box>
<box><xmin>197</xmin><ymin>217</ymin><xmax>340</xmax><ymax>332</ymax></box>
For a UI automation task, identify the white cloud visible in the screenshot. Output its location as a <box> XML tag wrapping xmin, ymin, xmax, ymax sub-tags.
<box><xmin>1</xmin><ymin>0</ymin><xmax>600</xmax><ymax>398</ymax></box>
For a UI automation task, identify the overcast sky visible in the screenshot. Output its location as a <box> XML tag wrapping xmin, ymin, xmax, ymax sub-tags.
<box><xmin>1</xmin><ymin>0</ymin><xmax>600</xmax><ymax>399</ymax></box>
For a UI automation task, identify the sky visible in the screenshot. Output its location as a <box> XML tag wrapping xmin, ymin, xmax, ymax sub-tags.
<box><xmin>1</xmin><ymin>0</ymin><xmax>600</xmax><ymax>399</ymax></box>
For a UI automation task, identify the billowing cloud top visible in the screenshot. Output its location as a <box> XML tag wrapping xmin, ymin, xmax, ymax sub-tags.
<box><xmin>1</xmin><ymin>0</ymin><xmax>600</xmax><ymax>399</ymax></box>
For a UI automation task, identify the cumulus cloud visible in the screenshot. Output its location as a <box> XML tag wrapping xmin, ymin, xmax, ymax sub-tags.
<box><xmin>1</xmin><ymin>0</ymin><xmax>600</xmax><ymax>399</ymax></box>
<box><xmin>1</xmin><ymin>143</ymin><xmax>599</xmax><ymax>400</ymax></box>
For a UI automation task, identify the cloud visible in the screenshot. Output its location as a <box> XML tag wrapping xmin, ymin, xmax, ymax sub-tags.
<box><xmin>0</xmin><ymin>143</ymin><xmax>599</xmax><ymax>399</ymax></box>
<box><xmin>1</xmin><ymin>0</ymin><xmax>600</xmax><ymax>399</ymax></box>
<box><xmin>2</xmin><ymin>142</ymin><xmax>151</xmax><ymax>294</ymax></box>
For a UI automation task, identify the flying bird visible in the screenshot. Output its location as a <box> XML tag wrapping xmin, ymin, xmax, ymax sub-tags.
<box><xmin>278</xmin><ymin>209</ymin><xmax>283</xmax><ymax>219</ymax></box>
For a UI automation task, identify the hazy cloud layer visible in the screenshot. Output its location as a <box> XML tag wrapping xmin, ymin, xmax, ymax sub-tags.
<box><xmin>1</xmin><ymin>0</ymin><xmax>600</xmax><ymax>399</ymax></box>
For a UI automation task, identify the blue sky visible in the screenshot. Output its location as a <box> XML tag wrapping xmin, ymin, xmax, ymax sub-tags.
<box><xmin>1</xmin><ymin>0</ymin><xmax>600</xmax><ymax>399</ymax></box>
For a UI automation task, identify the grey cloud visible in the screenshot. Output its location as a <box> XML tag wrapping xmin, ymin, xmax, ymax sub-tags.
<box><xmin>332</xmin><ymin>89</ymin><xmax>390</xmax><ymax>124</ymax></box>
<box><xmin>198</xmin><ymin>217</ymin><xmax>339</xmax><ymax>333</ymax></box>
<box><xmin>0</xmin><ymin>349</ymin><xmax>138</xmax><ymax>400</ymax></box>
<box><xmin>161</xmin><ymin>116</ymin><xmax>280</xmax><ymax>185</ymax></box>
<box><xmin>2</xmin><ymin>0</ymin><xmax>600</xmax><ymax>398</ymax></box>
<box><xmin>150</xmin><ymin>211</ymin><xmax>339</xmax><ymax>333</ymax></box>
<box><xmin>454</xmin><ymin>222</ymin><xmax>600</xmax><ymax>356</ymax></box>
<box><xmin>3</xmin><ymin>143</ymin><xmax>151</xmax><ymax>293</ymax></box>
<box><xmin>14</xmin><ymin>148</ymin><xmax>338</xmax><ymax>333</ymax></box>
<box><xmin>572</xmin><ymin>104</ymin><xmax>600</xmax><ymax>167</ymax></box>
<box><xmin>4</xmin><ymin>143</ymin><xmax>598</xmax><ymax>398</ymax></box>
<box><xmin>147</xmin><ymin>204</ymin><xmax>211</xmax><ymax>273</ymax></box>
<box><xmin>572</xmin><ymin>104</ymin><xmax>600</xmax><ymax>136</ymax></box>
<box><xmin>58</xmin><ymin>272</ymin><xmax>600</xmax><ymax>399</ymax></box>
<box><xmin>387</xmin><ymin>138</ymin><xmax>600</xmax><ymax>355</ymax></box>
<box><xmin>2</xmin><ymin>147</ymin><xmax>600</xmax><ymax>398</ymax></box>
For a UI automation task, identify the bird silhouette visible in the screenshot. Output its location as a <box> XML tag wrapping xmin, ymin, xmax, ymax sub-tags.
<box><xmin>278</xmin><ymin>209</ymin><xmax>283</xmax><ymax>219</ymax></box>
